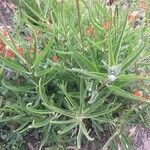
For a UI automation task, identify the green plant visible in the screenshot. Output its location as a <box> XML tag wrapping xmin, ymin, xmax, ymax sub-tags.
<box><xmin>0</xmin><ymin>0</ymin><xmax>150</xmax><ymax>149</ymax></box>
<box><xmin>11</xmin><ymin>0</ymin><xmax>40</xmax><ymax>21</ymax></box>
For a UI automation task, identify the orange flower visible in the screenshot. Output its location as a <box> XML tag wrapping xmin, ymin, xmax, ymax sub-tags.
<box><xmin>17</xmin><ymin>47</ymin><xmax>24</xmax><ymax>56</ymax></box>
<box><xmin>52</xmin><ymin>55</ymin><xmax>59</xmax><ymax>63</ymax></box>
<box><xmin>128</xmin><ymin>14</ymin><xmax>136</xmax><ymax>22</ymax></box>
<box><xmin>128</xmin><ymin>11</ymin><xmax>138</xmax><ymax>22</ymax></box>
<box><xmin>29</xmin><ymin>47</ymin><xmax>35</xmax><ymax>53</ymax></box>
<box><xmin>133</xmin><ymin>90</ymin><xmax>143</xmax><ymax>97</ymax></box>
<box><xmin>86</xmin><ymin>25</ymin><xmax>94</xmax><ymax>34</ymax></box>
<box><xmin>2</xmin><ymin>30</ymin><xmax>9</xmax><ymax>37</ymax></box>
<box><xmin>5</xmin><ymin>49</ymin><xmax>15</xmax><ymax>59</ymax></box>
<box><xmin>102</xmin><ymin>21</ymin><xmax>111</xmax><ymax>31</ymax></box>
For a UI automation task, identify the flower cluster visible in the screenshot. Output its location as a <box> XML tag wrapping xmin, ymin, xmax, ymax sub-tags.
<box><xmin>127</xmin><ymin>0</ymin><xmax>148</xmax><ymax>27</ymax></box>
<box><xmin>0</xmin><ymin>27</ymin><xmax>59</xmax><ymax>63</ymax></box>
<box><xmin>0</xmin><ymin>28</ymin><xmax>14</xmax><ymax>58</ymax></box>
<box><xmin>0</xmin><ymin>32</ymin><xmax>25</xmax><ymax>59</ymax></box>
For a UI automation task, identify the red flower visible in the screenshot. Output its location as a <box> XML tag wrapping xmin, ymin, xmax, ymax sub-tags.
<box><xmin>5</xmin><ymin>49</ymin><xmax>14</xmax><ymax>59</ymax></box>
<box><xmin>86</xmin><ymin>25</ymin><xmax>94</xmax><ymax>34</ymax></box>
<box><xmin>102</xmin><ymin>21</ymin><xmax>111</xmax><ymax>31</ymax></box>
<box><xmin>0</xmin><ymin>41</ymin><xmax>5</xmax><ymax>54</ymax></box>
<box><xmin>52</xmin><ymin>55</ymin><xmax>59</xmax><ymax>63</ymax></box>
<box><xmin>133</xmin><ymin>90</ymin><xmax>143</xmax><ymax>97</ymax></box>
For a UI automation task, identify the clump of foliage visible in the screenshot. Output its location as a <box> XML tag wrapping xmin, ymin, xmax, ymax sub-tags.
<box><xmin>0</xmin><ymin>0</ymin><xmax>150</xmax><ymax>149</ymax></box>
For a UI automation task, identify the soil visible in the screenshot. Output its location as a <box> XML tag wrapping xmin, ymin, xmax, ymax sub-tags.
<box><xmin>0</xmin><ymin>0</ymin><xmax>15</xmax><ymax>26</ymax></box>
<box><xmin>127</xmin><ymin>125</ymin><xmax>150</xmax><ymax>150</ymax></box>
<box><xmin>0</xmin><ymin>0</ymin><xmax>150</xmax><ymax>150</ymax></box>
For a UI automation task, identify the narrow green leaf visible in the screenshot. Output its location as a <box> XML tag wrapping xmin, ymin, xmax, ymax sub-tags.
<box><xmin>14</xmin><ymin>122</ymin><xmax>30</xmax><ymax>132</ymax></box>
<box><xmin>0</xmin><ymin>57</ymin><xmax>30</xmax><ymax>74</ymax></box>
<box><xmin>102</xmin><ymin>130</ymin><xmax>119</xmax><ymax>150</ymax></box>
<box><xmin>79</xmin><ymin>78</ymin><xmax>86</xmax><ymax>112</ymax></box>
<box><xmin>81</xmin><ymin>122</ymin><xmax>94</xmax><ymax>141</ymax></box>
<box><xmin>92</xmin><ymin>120</ymin><xmax>104</xmax><ymax>132</ymax></box>
<box><xmin>0</xmin><ymin>115</ymin><xmax>25</xmax><ymax>123</ymax></box>
<box><xmin>73</xmin><ymin>51</ymin><xmax>99</xmax><ymax>72</ymax></box>
<box><xmin>119</xmin><ymin>135</ymin><xmax>129</xmax><ymax>150</ymax></box>
<box><xmin>32</xmin><ymin>117</ymin><xmax>51</xmax><ymax>128</ymax></box>
<box><xmin>2</xmin><ymin>80</ymin><xmax>33</xmax><ymax>92</ymax></box>
<box><xmin>26</xmin><ymin>103</ymin><xmax>52</xmax><ymax>114</ymax></box>
<box><xmin>92</xmin><ymin>117</ymin><xmax>112</xmax><ymax>123</ymax></box>
<box><xmin>60</xmin><ymin>84</ymin><xmax>77</xmax><ymax>109</ymax></box>
<box><xmin>32</xmin><ymin>40</ymin><xmax>52</xmax><ymax>68</ymax></box>
<box><xmin>108</xmin><ymin>36</ymin><xmax>115</xmax><ymax>65</ymax></box>
<box><xmin>39</xmin><ymin>78</ymin><xmax>74</xmax><ymax>118</ymax></box>
<box><xmin>121</xmin><ymin>43</ymin><xmax>147</xmax><ymax>71</ymax></box>
<box><xmin>35</xmin><ymin>68</ymin><xmax>55</xmax><ymax>77</ymax></box>
<box><xmin>85</xmin><ymin>92</ymin><xmax>111</xmax><ymax>115</ymax></box>
<box><xmin>91</xmin><ymin>17</ymin><xmax>106</xmax><ymax>33</ymax></box>
<box><xmin>39</xmin><ymin>78</ymin><xmax>50</xmax><ymax>104</ymax></box>
<box><xmin>19</xmin><ymin>126</ymin><xmax>31</xmax><ymax>133</ymax></box>
<box><xmin>22</xmin><ymin>0</ymin><xmax>43</xmax><ymax>19</ymax></box>
<box><xmin>88</xmin><ymin>104</ymin><xmax>121</xmax><ymax>118</ymax></box>
<box><xmin>121</xmin><ymin>134</ymin><xmax>135</xmax><ymax>150</ymax></box>
<box><xmin>117</xmin><ymin>74</ymin><xmax>150</xmax><ymax>82</ymax></box>
<box><xmin>85</xmin><ymin>36</ymin><xmax>107</xmax><ymax>49</ymax></box>
<box><xmin>39</xmin><ymin>124</ymin><xmax>51</xmax><ymax>150</ymax></box>
<box><xmin>22</xmin><ymin>10</ymin><xmax>46</xmax><ymax>27</ymax></box>
<box><xmin>114</xmin><ymin>13</ymin><xmax>128</xmax><ymax>63</ymax></box>
<box><xmin>68</xmin><ymin>68</ymin><xmax>105</xmax><ymax>80</ymax></box>
<box><xmin>107</xmin><ymin>85</ymin><xmax>150</xmax><ymax>103</ymax></box>
<box><xmin>42</xmin><ymin>102</ymin><xmax>74</xmax><ymax>118</ymax></box>
<box><xmin>0</xmin><ymin>108</ymin><xmax>16</xmax><ymax>113</ymax></box>
<box><xmin>58</xmin><ymin>122</ymin><xmax>79</xmax><ymax>135</ymax></box>
<box><xmin>50</xmin><ymin>119</ymin><xmax>76</xmax><ymax>124</ymax></box>
<box><xmin>77</xmin><ymin>123</ymin><xmax>82</xmax><ymax>149</ymax></box>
